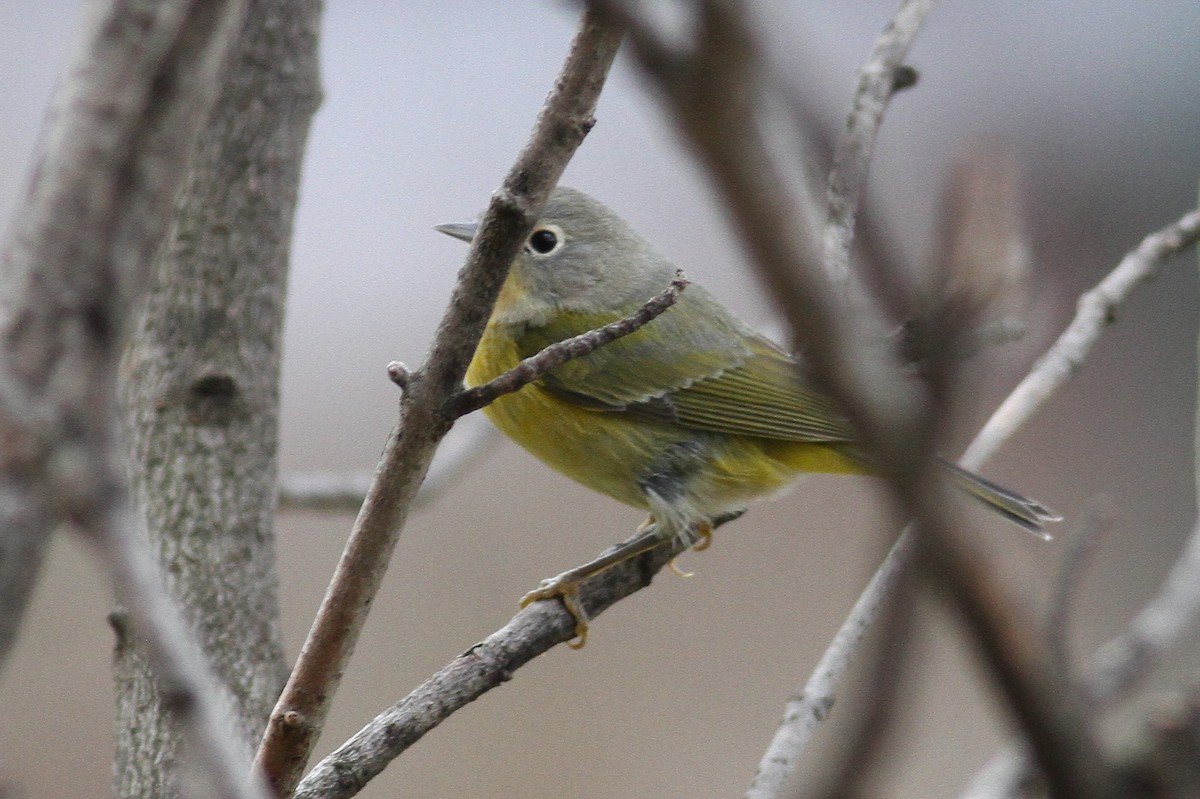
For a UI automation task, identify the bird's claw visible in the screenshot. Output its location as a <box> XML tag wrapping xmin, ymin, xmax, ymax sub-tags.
<box><xmin>520</xmin><ymin>577</ymin><xmax>590</xmax><ymax>649</ymax></box>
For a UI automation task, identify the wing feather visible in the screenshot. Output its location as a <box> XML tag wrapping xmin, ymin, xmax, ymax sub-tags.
<box><xmin>513</xmin><ymin>286</ymin><xmax>857</xmax><ymax>444</ymax></box>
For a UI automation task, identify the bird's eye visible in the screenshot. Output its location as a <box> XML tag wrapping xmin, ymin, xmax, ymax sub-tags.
<box><xmin>527</xmin><ymin>226</ymin><xmax>562</xmax><ymax>255</ymax></box>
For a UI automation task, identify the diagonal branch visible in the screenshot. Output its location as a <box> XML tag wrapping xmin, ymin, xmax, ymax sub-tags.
<box><xmin>614</xmin><ymin>1</ymin><xmax>1123</xmax><ymax>796</ymax></box>
<box><xmin>450</xmin><ymin>268</ymin><xmax>688</xmax><ymax>415</ymax></box>
<box><xmin>293</xmin><ymin>534</ymin><xmax>691</xmax><ymax>799</ymax></box>
<box><xmin>746</xmin><ymin>528</ymin><xmax>916</xmax><ymax>799</ymax></box>
<box><xmin>825</xmin><ymin>208</ymin><xmax>1200</xmax><ymax>799</ymax></box>
<box><xmin>961</xmin><ymin>208</ymin><xmax>1200</xmax><ymax>471</ymax></box>
<box><xmin>822</xmin><ymin>0</ymin><xmax>938</xmax><ymax>293</ymax></box>
<box><xmin>1087</xmin><ymin>516</ymin><xmax>1200</xmax><ymax>701</ymax></box>
<box><xmin>253</xmin><ymin>7</ymin><xmax>625</xmax><ymax>796</ymax></box>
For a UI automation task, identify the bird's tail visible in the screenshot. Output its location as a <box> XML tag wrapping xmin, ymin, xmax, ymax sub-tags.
<box><xmin>937</xmin><ymin>458</ymin><xmax>1061</xmax><ymax>539</ymax></box>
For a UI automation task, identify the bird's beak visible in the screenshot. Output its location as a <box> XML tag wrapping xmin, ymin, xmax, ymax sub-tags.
<box><xmin>434</xmin><ymin>221</ymin><xmax>478</xmax><ymax>243</ymax></box>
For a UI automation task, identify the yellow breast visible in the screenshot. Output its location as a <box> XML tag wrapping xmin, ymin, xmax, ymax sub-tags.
<box><xmin>467</xmin><ymin>321</ymin><xmax>674</xmax><ymax>510</ymax></box>
<box><xmin>466</xmin><ymin>320</ymin><xmax>862</xmax><ymax>520</ymax></box>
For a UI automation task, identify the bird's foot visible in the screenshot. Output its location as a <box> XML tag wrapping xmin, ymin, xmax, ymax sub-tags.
<box><xmin>666</xmin><ymin>520</ymin><xmax>713</xmax><ymax>578</ymax></box>
<box><xmin>520</xmin><ymin>575</ymin><xmax>590</xmax><ymax>649</ymax></box>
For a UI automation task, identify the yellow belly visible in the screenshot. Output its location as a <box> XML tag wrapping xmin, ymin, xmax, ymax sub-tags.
<box><xmin>466</xmin><ymin>322</ymin><xmax>862</xmax><ymax>518</ymax></box>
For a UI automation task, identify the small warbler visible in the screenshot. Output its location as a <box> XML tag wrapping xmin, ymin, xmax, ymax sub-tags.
<box><xmin>438</xmin><ymin>187</ymin><xmax>1057</xmax><ymax>645</ymax></box>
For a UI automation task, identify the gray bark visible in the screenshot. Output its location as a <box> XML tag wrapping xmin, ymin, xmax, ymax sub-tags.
<box><xmin>115</xmin><ymin>1</ymin><xmax>321</xmax><ymax>796</ymax></box>
<box><xmin>0</xmin><ymin>0</ymin><xmax>248</xmax><ymax>668</ymax></box>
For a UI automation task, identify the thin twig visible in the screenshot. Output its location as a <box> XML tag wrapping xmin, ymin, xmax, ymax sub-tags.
<box><xmin>277</xmin><ymin>419</ymin><xmax>503</xmax><ymax>511</ymax></box>
<box><xmin>1087</xmin><ymin>517</ymin><xmax>1200</xmax><ymax>700</ymax></box>
<box><xmin>253</xmin><ymin>8</ymin><xmax>625</xmax><ymax>796</ymax></box>
<box><xmin>823</xmin><ymin>0</ymin><xmax>938</xmax><ymax>293</ymax></box>
<box><xmin>961</xmin><ymin>208</ymin><xmax>1200</xmax><ymax>471</ymax></box>
<box><xmin>746</xmin><ymin>528</ymin><xmax>916</xmax><ymax>799</ymax></box>
<box><xmin>963</xmin><ymin>516</ymin><xmax>1200</xmax><ymax>799</ymax></box>
<box><xmin>800</xmin><ymin>537</ymin><xmax>917</xmax><ymax>799</ymax></box>
<box><xmin>277</xmin><ymin>471</ymin><xmax>375</xmax><ymax>511</ymax></box>
<box><xmin>451</xmin><ymin>268</ymin><xmax>688</xmax><ymax>415</ymax></box>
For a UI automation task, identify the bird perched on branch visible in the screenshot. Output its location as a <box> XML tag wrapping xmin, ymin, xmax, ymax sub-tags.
<box><xmin>437</xmin><ymin>186</ymin><xmax>1057</xmax><ymax>646</ymax></box>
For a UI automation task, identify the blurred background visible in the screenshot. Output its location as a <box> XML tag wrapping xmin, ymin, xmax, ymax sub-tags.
<box><xmin>2</xmin><ymin>2</ymin><xmax>1200</xmax><ymax>797</ymax></box>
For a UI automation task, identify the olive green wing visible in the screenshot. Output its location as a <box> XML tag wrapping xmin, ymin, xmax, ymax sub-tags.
<box><xmin>515</xmin><ymin>288</ymin><xmax>856</xmax><ymax>443</ymax></box>
<box><xmin>664</xmin><ymin>336</ymin><xmax>856</xmax><ymax>442</ymax></box>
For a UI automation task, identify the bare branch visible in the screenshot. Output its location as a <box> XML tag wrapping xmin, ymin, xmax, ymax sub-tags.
<box><xmin>954</xmin><ymin>203</ymin><xmax>1200</xmax><ymax>795</ymax></box>
<box><xmin>293</xmin><ymin>533</ymin><xmax>692</xmax><ymax>799</ymax></box>
<box><xmin>1079</xmin><ymin>205</ymin><xmax>1200</xmax><ymax>702</ymax></box>
<box><xmin>277</xmin><ymin>418</ymin><xmax>503</xmax><ymax>512</ymax></box>
<box><xmin>1087</xmin><ymin>517</ymin><xmax>1200</xmax><ymax>700</ymax></box>
<box><xmin>961</xmin><ymin>208</ymin><xmax>1200</xmax><ymax>471</ymax></box>
<box><xmin>0</xmin><ymin>0</ymin><xmax>248</xmax><ymax>669</ymax></box>
<box><xmin>0</xmin><ymin>0</ymin><xmax>293</xmax><ymax>794</ymax></box>
<box><xmin>800</xmin><ymin>548</ymin><xmax>916</xmax><ymax>799</ymax></box>
<box><xmin>613</xmin><ymin>1</ymin><xmax>1122</xmax><ymax>796</ymax></box>
<box><xmin>253</xmin><ymin>8</ymin><xmax>625</xmax><ymax>795</ymax></box>
<box><xmin>745</xmin><ymin>529</ymin><xmax>917</xmax><ymax>799</ymax></box>
<box><xmin>113</xmin><ymin>0</ymin><xmax>322</xmax><ymax>792</ymax></box>
<box><xmin>964</xmin><ymin>515</ymin><xmax>1200</xmax><ymax>799</ymax></box>
<box><xmin>277</xmin><ymin>472</ymin><xmax>375</xmax><ymax>511</ymax></box>
<box><xmin>823</xmin><ymin>0</ymin><xmax>938</xmax><ymax>293</ymax></box>
<box><xmin>452</xmin><ymin>268</ymin><xmax>688</xmax><ymax>415</ymax></box>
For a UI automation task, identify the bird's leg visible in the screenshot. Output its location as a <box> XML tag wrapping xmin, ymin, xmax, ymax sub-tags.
<box><xmin>520</xmin><ymin>510</ymin><xmax>745</xmax><ymax>648</ymax></box>
<box><xmin>520</xmin><ymin>520</ymin><xmax>668</xmax><ymax>649</ymax></box>
<box><xmin>667</xmin><ymin>520</ymin><xmax>712</xmax><ymax>577</ymax></box>
<box><xmin>667</xmin><ymin>510</ymin><xmax>744</xmax><ymax>570</ymax></box>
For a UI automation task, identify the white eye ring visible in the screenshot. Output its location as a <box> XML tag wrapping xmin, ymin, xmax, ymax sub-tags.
<box><xmin>526</xmin><ymin>224</ymin><xmax>565</xmax><ymax>256</ymax></box>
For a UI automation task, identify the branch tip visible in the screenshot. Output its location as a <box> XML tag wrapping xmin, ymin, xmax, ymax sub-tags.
<box><xmin>387</xmin><ymin>361</ymin><xmax>411</xmax><ymax>390</ymax></box>
<box><xmin>892</xmin><ymin>64</ymin><xmax>919</xmax><ymax>92</ymax></box>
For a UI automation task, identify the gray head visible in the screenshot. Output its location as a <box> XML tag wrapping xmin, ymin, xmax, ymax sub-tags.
<box><xmin>437</xmin><ymin>187</ymin><xmax>677</xmax><ymax>325</ymax></box>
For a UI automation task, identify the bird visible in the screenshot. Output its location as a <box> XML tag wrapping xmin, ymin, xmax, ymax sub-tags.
<box><xmin>437</xmin><ymin>186</ymin><xmax>1058</xmax><ymax>646</ymax></box>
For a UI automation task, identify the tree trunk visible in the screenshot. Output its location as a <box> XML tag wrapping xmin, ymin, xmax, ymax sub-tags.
<box><xmin>115</xmin><ymin>1</ymin><xmax>321</xmax><ymax>795</ymax></box>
